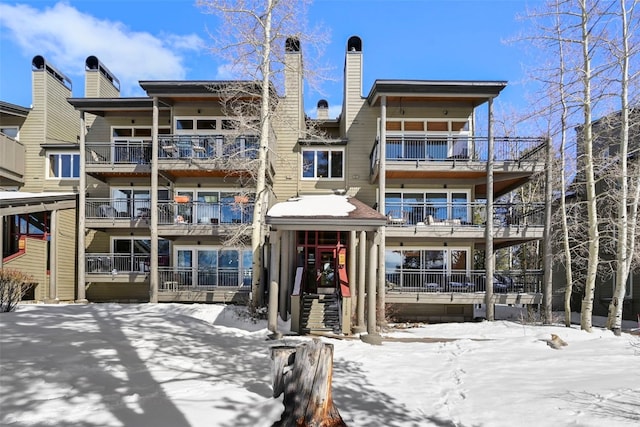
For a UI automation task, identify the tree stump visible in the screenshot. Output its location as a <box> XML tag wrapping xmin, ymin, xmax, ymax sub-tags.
<box><xmin>271</xmin><ymin>339</ymin><xmax>347</xmax><ymax>427</ymax></box>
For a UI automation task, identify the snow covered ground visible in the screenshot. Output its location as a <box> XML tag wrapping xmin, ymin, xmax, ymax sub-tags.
<box><xmin>1</xmin><ymin>303</ymin><xmax>638</xmax><ymax>427</ymax></box>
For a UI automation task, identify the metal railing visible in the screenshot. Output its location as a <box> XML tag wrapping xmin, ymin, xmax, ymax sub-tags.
<box><xmin>158</xmin><ymin>135</ymin><xmax>258</xmax><ymax>160</ymax></box>
<box><xmin>385</xmin><ymin>202</ymin><xmax>545</xmax><ymax>227</ymax></box>
<box><xmin>85</xmin><ymin>142</ymin><xmax>152</xmax><ymax>165</ymax></box>
<box><xmin>385</xmin><ymin>269</ymin><xmax>543</xmax><ymax>294</ymax></box>
<box><xmin>86</xmin><ymin>253</ymin><xmax>152</xmax><ymax>274</ymax></box>
<box><xmin>85</xmin><ymin>199</ymin><xmax>254</xmax><ymax>225</ymax></box>
<box><xmin>86</xmin><ymin>198</ymin><xmax>150</xmax><ymax>219</ymax></box>
<box><xmin>370</xmin><ymin>136</ymin><xmax>547</xmax><ymax>174</ymax></box>
<box><xmin>158</xmin><ymin>200</ymin><xmax>254</xmax><ymax>225</ymax></box>
<box><xmin>158</xmin><ymin>267</ymin><xmax>252</xmax><ymax>290</ymax></box>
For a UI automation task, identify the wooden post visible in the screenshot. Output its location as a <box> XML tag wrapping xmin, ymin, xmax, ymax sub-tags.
<box><xmin>271</xmin><ymin>339</ymin><xmax>347</xmax><ymax>427</ymax></box>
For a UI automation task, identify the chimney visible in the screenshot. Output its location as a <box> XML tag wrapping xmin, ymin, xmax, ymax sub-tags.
<box><xmin>284</xmin><ymin>37</ymin><xmax>304</xmax><ymax>132</ymax></box>
<box><xmin>85</xmin><ymin>56</ymin><xmax>120</xmax><ymax>98</ymax></box>
<box><xmin>317</xmin><ymin>99</ymin><xmax>329</xmax><ymax>120</ymax></box>
<box><xmin>342</xmin><ymin>36</ymin><xmax>363</xmax><ymax>132</ymax></box>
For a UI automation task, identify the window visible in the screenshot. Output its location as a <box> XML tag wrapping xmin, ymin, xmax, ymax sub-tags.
<box><xmin>385</xmin><ymin>247</ymin><xmax>469</xmax><ymax>288</ymax></box>
<box><xmin>48</xmin><ymin>153</ymin><xmax>80</xmax><ymax>179</ymax></box>
<box><xmin>111</xmin><ymin>238</ymin><xmax>170</xmax><ymax>272</ymax></box>
<box><xmin>174</xmin><ymin>246</ymin><xmax>252</xmax><ymax>287</ymax></box>
<box><xmin>385</xmin><ymin>190</ymin><xmax>470</xmax><ymax>224</ymax></box>
<box><xmin>302</xmin><ymin>148</ymin><xmax>344</xmax><ymax>179</ymax></box>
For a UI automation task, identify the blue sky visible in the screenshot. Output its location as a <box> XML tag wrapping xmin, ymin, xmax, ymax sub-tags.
<box><xmin>0</xmin><ymin>0</ymin><xmax>536</xmax><ymax>118</ymax></box>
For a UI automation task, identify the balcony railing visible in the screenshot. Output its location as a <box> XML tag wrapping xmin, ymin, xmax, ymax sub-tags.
<box><xmin>85</xmin><ymin>198</ymin><xmax>254</xmax><ymax>225</ymax></box>
<box><xmin>370</xmin><ymin>136</ymin><xmax>547</xmax><ymax>174</ymax></box>
<box><xmin>86</xmin><ymin>253</ymin><xmax>155</xmax><ymax>274</ymax></box>
<box><xmin>158</xmin><ymin>135</ymin><xmax>258</xmax><ymax>160</ymax></box>
<box><xmin>385</xmin><ymin>202</ymin><xmax>545</xmax><ymax>228</ymax></box>
<box><xmin>385</xmin><ymin>269</ymin><xmax>543</xmax><ymax>294</ymax></box>
<box><xmin>85</xmin><ymin>141</ymin><xmax>152</xmax><ymax>165</ymax></box>
<box><xmin>158</xmin><ymin>200</ymin><xmax>254</xmax><ymax>225</ymax></box>
<box><xmin>85</xmin><ymin>135</ymin><xmax>260</xmax><ymax>166</ymax></box>
<box><xmin>86</xmin><ymin>198</ymin><xmax>150</xmax><ymax>220</ymax></box>
<box><xmin>158</xmin><ymin>267</ymin><xmax>252</xmax><ymax>290</ymax></box>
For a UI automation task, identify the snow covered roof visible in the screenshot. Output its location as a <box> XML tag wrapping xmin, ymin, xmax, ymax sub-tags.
<box><xmin>266</xmin><ymin>194</ymin><xmax>386</xmax><ymax>229</ymax></box>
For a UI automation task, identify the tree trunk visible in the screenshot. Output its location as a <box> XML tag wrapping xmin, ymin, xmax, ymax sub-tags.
<box><xmin>579</xmin><ymin>0</ymin><xmax>598</xmax><ymax>332</ymax></box>
<box><xmin>271</xmin><ymin>339</ymin><xmax>347</xmax><ymax>427</ymax></box>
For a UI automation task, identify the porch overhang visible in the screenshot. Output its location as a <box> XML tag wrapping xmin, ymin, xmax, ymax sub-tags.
<box><xmin>266</xmin><ymin>194</ymin><xmax>386</xmax><ymax>230</ymax></box>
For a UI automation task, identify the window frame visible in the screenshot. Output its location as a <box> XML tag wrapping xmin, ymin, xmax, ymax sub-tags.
<box><xmin>300</xmin><ymin>147</ymin><xmax>345</xmax><ymax>180</ymax></box>
<box><xmin>46</xmin><ymin>151</ymin><xmax>80</xmax><ymax>180</ymax></box>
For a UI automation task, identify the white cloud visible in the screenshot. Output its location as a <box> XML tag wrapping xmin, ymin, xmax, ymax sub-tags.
<box><xmin>0</xmin><ymin>2</ymin><xmax>206</xmax><ymax>96</ymax></box>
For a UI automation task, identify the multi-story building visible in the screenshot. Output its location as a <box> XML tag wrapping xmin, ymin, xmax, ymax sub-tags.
<box><xmin>2</xmin><ymin>36</ymin><xmax>546</xmax><ymax>330</ymax></box>
<box><xmin>63</xmin><ymin>36</ymin><xmax>547</xmax><ymax>333</ymax></box>
<box><xmin>1</xmin><ymin>56</ymin><xmax>80</xmax><ymax>302</ymax></box>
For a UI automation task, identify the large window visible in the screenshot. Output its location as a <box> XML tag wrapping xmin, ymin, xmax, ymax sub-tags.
<box><xmin>172</xmin><ymin>189</ymin><xmax>254</xmax><ymax>224</ymax></box>
<box><xmin>2</xmin><ymin>213</ymin><xmax>49</xmax><ymax>262</ymax></box>
<box><xmin>385</xmin><ymin>247</ymin><xmax>470</xmax><ymax>288</ymax></box>
<box><xmin>385</xmin><ymin>190</ymin><xmax>470</xmax><ymax>224</ymax></box>
<box><xmin>302</xmin><ymin>148</ymin><xmax>344</xmax><ymax>179</ymax></box>
<box><xmin>174</xmin><ymin>246</ymin><xmax>252</xmax><ymax>287</ymax></box>
<box><xmin>47</xmin><ymin>152</ymin><xmax>80</xmax><ymax>179</ymax></box>
<box><xmin>111</xmin><ymin>238</ymin><xmax>170</xmax><ymax>272</ymax></box>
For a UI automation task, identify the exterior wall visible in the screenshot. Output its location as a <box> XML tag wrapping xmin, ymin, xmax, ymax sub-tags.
<box><xmin>272</xmin><ymin>51</ymin><xmax>304</xmax><ymax>200</ymax></box>
<box><xmin>22</xmin><ymin>66</ymin><xmax>80</xmax><ymax>193</ymax></box>
<box><xmin>55</xmin><ymin>208</ymin><xmax>77</xmax><ymax>300</ymax></box>
<box><xmin>3</xmin><ymin>237</ymin><xmax>48</xmax><ymax>299</ymax></box>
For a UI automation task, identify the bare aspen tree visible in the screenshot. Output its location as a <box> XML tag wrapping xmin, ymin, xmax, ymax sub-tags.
<box><xmin>197</xmin><ymin>0</ymin><xmax>329</xmax><ymax>309</ymax></box>
<box><xmin>605</xmin><ymin>0</ymin><xmax>639</xmax><ymax>335</ymax></box>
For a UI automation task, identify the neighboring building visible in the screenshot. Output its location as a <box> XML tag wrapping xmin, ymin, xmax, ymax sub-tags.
<box><xmin>554</xmin><ymin>109</ymin><xmax>640</xmax><ymax>321</ymax></box>
<box><xmin>64</xmin><ymin>35</ymin><xmax>547</xmax><ymax>333</ymax></box>
<box><xmin>0</xmin><ymin>56</ymin><xmax>80</xmax><ymax>301</ymax></box>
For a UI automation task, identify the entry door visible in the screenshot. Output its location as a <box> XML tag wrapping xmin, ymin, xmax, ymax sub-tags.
<box><xmin>316</xmin><ymin>248</ymin><xmax>336</xmax><ymax>291</ymax></box>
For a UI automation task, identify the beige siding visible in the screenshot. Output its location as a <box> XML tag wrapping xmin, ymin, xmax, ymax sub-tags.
<box><xmin>3</xmin><ymin>237</ymin><xmax>48</xmax><ymax>300</ymax></box>
<box><xmin>44</xmin><ymin>72</ymin><xmax>78</xmax><ymax>143</ymax></box>
<box><xmin>85</xmin><ymin>71</ymin><xmax>120</xmax><ymax>98</ymax></box>
<box><xmin>55</xmin><ymin>208</ymin><xmax>77</xmax><ymax>300</ymax></box>
<box><xmin>20</xmin><ymin>73</ymin><xmax>47</xmax><ymax>192</ymax></box>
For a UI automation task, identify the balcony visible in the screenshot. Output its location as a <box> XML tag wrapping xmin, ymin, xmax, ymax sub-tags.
<box><xmin>158</xmin><ymin>135</ymin><xmax>259</xmax><ymax>178</ymax></box>
<box><xmin>385</xmin><ymin>269</ymin><xmax>543</xmax><ymax>305</ymax></box>
<box><xmin>85</xmin><ymin>253</ymin><xmax>152</xmax><ymax>283</ymax></box>
<box><xmin>0</xmin><ymin>134</ymin><xmax>25</xmax><ymax>187</ymax></box>
<box><xmin>385</xmin><ymin>202</ymin><xmax>545</xmax><ymax>244</ymax></box>
<box><xmin>158</xmin><ymin>200</ymin><xmax>253</xmax><ymax>236</ymax></box>
<box><xmin>85</xmin><ymin>141</ymin><xmax>152</xmax><ymax>178</ymax></box>
<box><xmin>158</xmin><ymin>267</ymin><xmax>251</xmax><ymax>303</ymax></box>
<box><xmin>370</xmin><ymin>136</ymin><xmax>547</xmax><ymax>195</ymax></box>
<box><xmin>86</xmin><ymin>198</ymin><xmax>151</xmax><ymax>228</ymax></box>
<box><xmin>85</xmin><ymin>198</ymin><xmax>254</xmax><ymax>233</ymax></box>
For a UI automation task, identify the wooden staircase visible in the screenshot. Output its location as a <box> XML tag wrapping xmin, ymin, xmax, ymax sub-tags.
<box><xmin>301</xmin><ymin>293</ymin><xmax>341</xmax><ymax>334</ymax></box>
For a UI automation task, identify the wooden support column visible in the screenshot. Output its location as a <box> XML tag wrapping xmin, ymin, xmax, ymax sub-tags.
<box><xmin>48</xmin><ymin>209</ymin><xmax>57</xmax><ymax>301</ymax></box>
<box><xmin>279</xmin><ymin>230</ymin><xmax>289</xmax><ymax>320</ymax></box>
<box><xmin>268</xmin><ymin>230</ymin><xmax>281</xmax><ymax>334</ymax></box>
<box><xmin>355</xmin><ymin>230</ymin><xmax>366</xmax><ymax>333</ymax></box>
<box><xmin>484</xmin><ymin>97</ymin><xmax>495</xmax><ymax>320</ymax></box>
<box><xmin>348</xmin><ymin>229</ymin><xmax>357</xmax><ymax>323</ymax></box>
<box><xmin>77</xmin><ymin>111</ymin><xmax>87</xmax><ymax>302</ymax></box>
<box><xmin>367</xmin><ymin>231</ymin><xmax>378</xmax><ymax>335</ymax></box>
<box><xmin>149</xmin><ymin>97</ymin><xmax>159</xmax><ymax>303</ymax></box>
